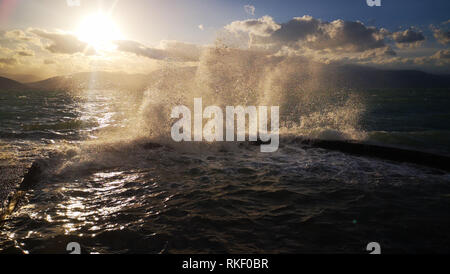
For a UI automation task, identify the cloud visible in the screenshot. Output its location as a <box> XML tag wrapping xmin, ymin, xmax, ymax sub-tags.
<box><xmin>30</xmin><ymin>29</ymin><xmax>95</xmax><ymax>55</ymax></box>
<box><xmin>226</xmin><ymin>15</ymin><xmax>388</xmax><ymax>53</ymax></box>
<box><xmin>115</xmin><ymin>40</ymin><xmax>163</xmax><ymax>59</ymax></box>
<box><xmin>315</xmin><ymin>20</ymin><xmax>388</xmax><ymax>52</ymax></box>
<box><xmin>0</xmin><ymin>28</ymin><xmax>168</xmax><ymax>80</ymax></box>
<box><xmin>411</xmin><ymin>49</ymin><xmax>450</xmax><ymax>67</ymax></box>
<box><xmin>244</xmin><ymin>5</ymin><xmax>255</xmax><ymax>16</ymax></box>
<box><xmin>4</xmin><ymin>29</ymin><xmax>34</xmax><ymax>41</ymax></box>
<box><xmin>16</xmin><ymin>49</ymin><xmax>34</xmax><ymax>57</ymax></box>
<box><xmin>0</xmin><ymin>46</ymin><xmax>12</xmax><ymax>55</ymax></box>
<box><xmin>221</xmin><ymin>15</ymin><xmax>439</xmax><ymax>69</ymax></box>
<box><xmin>432</xmin><ymin>27</ymin><xmax>450</xmax><ymax>45</ymax></box>
<box><xmin>0</xmin><ymin>15</ymin><xmax>447</xmax><ymax>78</ymax></box>
<box><xmin>432</xmin><ymin>49</ymin><xmax>450</xmax><ymax>60</ymax></box>
<box><xmin>160</xmin><ymin>40</ymin><xmax>203</xmax><ymax>61</ymax></box>
<box><xmin>43</xmin><ymin>59</ymin><xmax>56</xmax><ymax>65</ymax></box>
<box><xmin>0</xmin><ymin>57</ymin><xmax>17</xmax><ymax>65</ymax></box>
<box><xmin>225</xmin><ymin>15</ymin><xmax>280</xmax><ymax>37</ymax></box>
<box><xmin>115</xmin><ymin>40</ymin><xmax>202</xmax><ymax>62</ymax></box>
<box><xmin>392</xmin><ymin>29</ymin><xmax>425</xmax><ymax>48</ymax></box>
<box><xmin>359</xmin><ymin>46</ymin><xmax>397</xmax><ymax>60</ymax></box>
<box><xmin>271</xmin><ymin>15</ymin><xmax>322</xmax><ymax>43</ymax></box>
<box><xmin>0</xmin><ymin>40</ymin><xmax>35</xmax><ymax>58</ymax></box>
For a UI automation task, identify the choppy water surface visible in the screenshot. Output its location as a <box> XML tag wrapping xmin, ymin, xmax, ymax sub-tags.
<box><xmin>0</xmin><ymin>87</ymin><xmax>450</xmax><ymax>254</ymax></box>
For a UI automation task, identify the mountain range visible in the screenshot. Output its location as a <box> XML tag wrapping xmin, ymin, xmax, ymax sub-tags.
<box><xmin>0</xmin><ymin>76</ymin><xmax>29</xmax><ymax>91</ymax></box>
<box><xmin>1</xmin><ymin>65</ymin><xmax>450</xmax><ymax>92</ymax></box>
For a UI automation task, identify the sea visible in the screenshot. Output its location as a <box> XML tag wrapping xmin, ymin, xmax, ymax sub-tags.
<box><xmin>1</xmin><ymin>63</ymin><xmax>450</xmax><ymax>253</ymax></box>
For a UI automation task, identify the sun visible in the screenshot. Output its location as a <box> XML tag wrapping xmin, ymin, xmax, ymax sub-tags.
<box><xmin>76</xmin><ymin>12</ymin><xmax>123</xmax><ymax>50</ymax></box>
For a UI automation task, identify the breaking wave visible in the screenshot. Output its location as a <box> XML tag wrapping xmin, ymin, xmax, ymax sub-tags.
<box><xmin>2</xmin><ymin>42</ymin><xmax>450</xmax><ymax>254</ymax></box>
<box><xmin>100</xmin><ymin>46</ymin><xmax>366</xmax><ymax>148</ymax></box>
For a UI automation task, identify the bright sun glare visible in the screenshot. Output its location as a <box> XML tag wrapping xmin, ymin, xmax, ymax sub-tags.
<box><xmin>76</xmin><ymin>13</ymin><xmax>123</xmax><ymax>50</ymax></box>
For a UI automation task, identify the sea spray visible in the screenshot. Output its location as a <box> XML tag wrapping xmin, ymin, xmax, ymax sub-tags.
<box><xmin>114</xmin><ymin>46</ymin><xmax>367</xmax><ymax>146</ymax></box>
<box><xmin>170</xmin><ymin>98</ymin><xmax>280</xmax><ymax>152</ymax></box>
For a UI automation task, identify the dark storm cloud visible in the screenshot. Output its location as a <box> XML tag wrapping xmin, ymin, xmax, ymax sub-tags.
<box><xmin>271</xmin><ymin>16</ymin><xmax>321</xmax><ymax>43</ymax></box>
<box><xmin>226</xmin><ymin>15</ymin><xmax>388</xmax><ymax>53</ymax></box>
<box><xmin>312</xmin><ymin>19</ymin><xmax>387</xmax><ymax>52</ymax></box>
<box><xmin>392</xmin><ymin>29</ymin><xmax>425</xmax><ymax>47</ymax></box>
<box><xmin>392</xmin><ymin>29</ymin><xmax>425</xmax><ymax>43</ymax></box>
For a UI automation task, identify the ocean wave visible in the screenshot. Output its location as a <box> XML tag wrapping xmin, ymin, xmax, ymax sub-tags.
<box><xmin>22</xmin><ymin>120</ymin><xmax>99</xmax><ymax>131</ymax></box>
<box><xmin>2</xmin><ymin>135</ymin><xmax>449</xmax><ymax>253</ymax></box>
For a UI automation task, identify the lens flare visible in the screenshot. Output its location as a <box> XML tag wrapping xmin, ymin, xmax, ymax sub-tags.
<box><xmin>76</xmin><ymin>12</ymin><xmax>123</xmax><ymax>51</ymax></box>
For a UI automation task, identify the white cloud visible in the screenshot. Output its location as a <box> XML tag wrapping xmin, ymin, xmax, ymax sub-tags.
<box><xmin>225</xmin><ymin>15</ymin><xmax>280</xmax><ymax>37</ymax></box>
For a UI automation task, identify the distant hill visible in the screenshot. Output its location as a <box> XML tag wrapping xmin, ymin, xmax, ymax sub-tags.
<box><xmin>320</xmin><ymin>65</ymin><xmax>450</xmax><ymax>89</ymax></box>
<box><xmin>0</xmin><ymin>76</ymin><xmax>29</xmax><ymax>91</ymax></box>
<box><xmin>12</xmin><ymin>65</ymin><xmax>450</xmax><ymax>93</ymax></box>
<box><xmin>28</xmin><ymin>71</ymin><xmax>153</xmax><ymax>92</ymax></box>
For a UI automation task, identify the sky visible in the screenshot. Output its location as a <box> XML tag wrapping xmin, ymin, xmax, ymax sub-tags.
<box><xmin>0</xmin><ymin>0</ymin><xmax>449</xmax><ymax>82</ymax></box>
